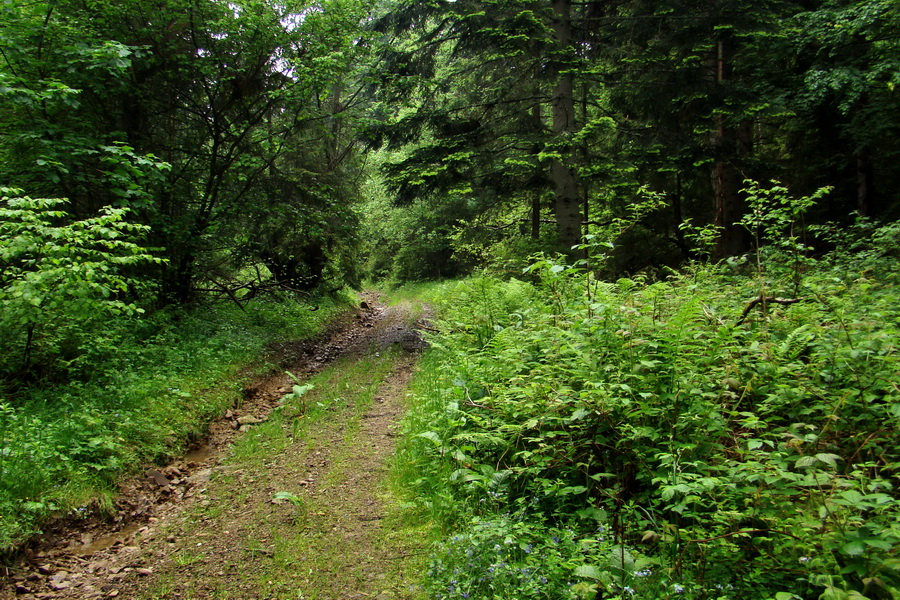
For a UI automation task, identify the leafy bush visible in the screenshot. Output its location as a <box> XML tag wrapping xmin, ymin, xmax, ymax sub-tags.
<box><xmin>0</xmin><ymin>189</ymin><xmax>159</xmax><ymax>380</ymax></box>
<box><xmin>399</xmin><ymin>221</ymin><xmax>900</xmax><ymax>599</ymax></box>
<box><xmin>420</xmin><ymin>509</ymin><xmax>705</xmax><ymax>600</ymax></box>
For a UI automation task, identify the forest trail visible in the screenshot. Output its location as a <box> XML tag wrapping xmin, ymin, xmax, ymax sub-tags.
<box><xmin>3</xmin><ymin>296</ymin><xmax>430</xmax><ymax>600</ymax></box>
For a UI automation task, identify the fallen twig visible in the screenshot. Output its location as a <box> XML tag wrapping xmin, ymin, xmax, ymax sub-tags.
<box><xmin>737</xmin><ymin>296</ymin><xmax>805</xmax><ymax>325</ymax></box>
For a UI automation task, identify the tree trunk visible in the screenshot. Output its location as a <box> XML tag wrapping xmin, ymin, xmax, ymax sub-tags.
<box><xmin>712</xmin><ymin>148</ymin><xmax>745</xmax><ymax>258</ymax></box>
<box><xmin>581</xmin><ymin>81</ymin><xmax>590</xmax><ymax>263</ymax></box>
<box><xmin>326</xmin><ymin>79</ymin><xmax>344</xmax><ymax>171</ymax></box>
<box><xmin>550</xmin><ymin>0</ymin><xmax>581</xmax><ymax>253</ymax></box>
<box><xmin>671</xmin><ymin>172</ymin><xmax>693</xmax><ymax>258</ymax></box>
<box><xmin>530</xmin><ymin>101</ymin><xmax>543</xmax><ymax>240</ymax></box>
<box><xmin>856</xmin><ymin>147</ymin><xmax>875</xmax><ymax>217</ymax></box>
<box><xmin>162</xmin><ymin>252</ymin><xmax>196</xmax><ymax>305</ymax></box>
<box><xmin>710</xmin><ymin>39</ymin><xmax>751</xmax><ymax>259</ymax></box>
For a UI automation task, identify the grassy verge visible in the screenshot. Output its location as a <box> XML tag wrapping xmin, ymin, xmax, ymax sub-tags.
<box><xmin>370</xmin><ymin>280</ymin><xmax>461</xmax><ymax>308</ymax></box>
<box><xmin>0</xmin><ymin>292</ymin><xmax>354</xmax><ymax>552</ymax></box>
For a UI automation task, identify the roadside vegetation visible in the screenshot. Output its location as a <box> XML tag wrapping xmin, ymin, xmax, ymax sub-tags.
<box><xmin>0</xmin><ymin>292</ymin><xmax>353</xmax><ymax>551</ymax></box>
<box><xmin>394</xmin><ymin>214</ymin><xmax>900</xmax><ymax>599</ymax></box>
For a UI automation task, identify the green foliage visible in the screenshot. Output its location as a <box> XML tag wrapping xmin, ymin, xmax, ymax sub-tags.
<box><xmin>0</xmin><ymin>0</ymin><xmax>372</xmax><ymax>303</ymax></box>
<box><xmin>359</xmin><ymin>159</ymin><xmax>487</xmax><ymax>283</ymax></box>
<box><xmin>367</xmin><ymin>0</ymin><xmax>900</xmax><ymax>279</ymax></box>
<box><xmin>0</xmin><ymin>190</ymin><xmax>160</xmax><ymax>377</ymax></box>
<box><xmin>423</xmin><ymin>513</ymin><xmax>673</xmax><ymax>600</ymax></box>
<box><xmin>792</xmin><ymin>0</ymin><xmax>900</xmax><ymax>118</ymax></box>
<box><xmin>0</xmin><ymin>292</ymin><xmax>352</xmax><ymax>551</ymax></box>
<box><xmin>740</xmin><ymin>180</ymin><xmax>831</xmax><ymax>266</ymax></box>
<box><xmin>398</xmin><ymin>223</ymin><xmax>900</xmax><ymax>599</ymax></box>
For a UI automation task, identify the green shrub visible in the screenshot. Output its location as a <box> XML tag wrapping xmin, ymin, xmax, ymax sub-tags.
<box><xmin>0</xmin><ymin>190</ymin><xmax>160</xmax><ymax>380</ymax></box>
<box><xmin>399</xmin><ymin>221</ymin><xmax>900</xmax><ymax>599</ymax></box>
<box><xmin>423</xmin><ymin>512</ymin><xmax>679</xmax><ymax>600</ymax></box>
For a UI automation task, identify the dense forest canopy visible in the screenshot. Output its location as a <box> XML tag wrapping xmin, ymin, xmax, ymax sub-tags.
<box><xmin>1</xmin><ymin>0</ymin><xmax>900</xmax><ymax>598</ymax></box>
<box><xmin>1</xmin><ymin>0</ymin><xmax>376</xmax><ymax>378</ymax></box>
<box><xmin>363</xmin><ymin>0</ymin><xmax>899</xmax><ymax>278</ymax></box>
<box><xmin>2</xmin><ymin>0</ymin><xmax>898</xmax><ymax>308</ymax></box>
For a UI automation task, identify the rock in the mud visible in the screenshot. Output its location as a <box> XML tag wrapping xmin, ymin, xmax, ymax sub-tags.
<box><xmin>146</xmin><ymin>469</ymin><xmax>171</xmax><ymax>487</ymax></box>
<box><xmin>237</xmin><ymin>415</ymin><xmax>264</xmax><ymax>425</ymax></box>
<box><xmin>87</xmin><ymin>560</ymin><xmax>109</xmax><ymax>574</ymax></box>
<box><xmin>164</xmin><ymin>466</ymin><xmax>184</xmax><ymax>478</ymax></box>
<box><xmin>48</xmin><ymin>572</ymin><xmax>70</xmax><ymax>590</ymax></box>
<box><xmin>187</xmin><ymin>468</ymin><xmax>213</xmax><ymax>486</ymax></box>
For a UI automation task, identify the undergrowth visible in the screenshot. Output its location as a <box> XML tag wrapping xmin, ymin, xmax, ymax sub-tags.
<box><xmin>396</xmin><ymin>218</ymin><xmax>900</xmax><ymax>599</ymax></box>
<box><xmin>0</xmin><ymin>292</ymin><xmax>354</xmax><ymax>552</ymax></box>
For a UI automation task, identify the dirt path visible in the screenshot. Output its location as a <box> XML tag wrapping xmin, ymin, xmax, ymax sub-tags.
<box><xmin>2</xmin><ymin>296</ymin><xmax>429</xmax><ymax>600</ymax></box>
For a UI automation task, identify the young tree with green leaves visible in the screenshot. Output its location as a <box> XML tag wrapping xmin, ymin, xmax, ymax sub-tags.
<box><xmin>0</xmin><ymin>189</ymin><xmax>159</xmax><ymax>379</ymax></box>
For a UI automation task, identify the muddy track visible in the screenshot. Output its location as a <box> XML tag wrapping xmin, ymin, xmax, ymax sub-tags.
<box><xmin>2</xmin><ymin>294</ymin><xmax>428</xmax><ymax>599</ymax></box>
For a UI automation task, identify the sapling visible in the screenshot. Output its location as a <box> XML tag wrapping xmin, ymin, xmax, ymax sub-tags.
<box><xmin>737</xmin><ymin>180</ymin><xmax>831</xmax><ymax>326</ymax></box>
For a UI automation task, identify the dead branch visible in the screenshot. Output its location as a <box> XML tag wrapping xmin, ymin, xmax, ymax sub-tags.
<box><xmin>737</xmin><ymin>296</ymin><xmax>805</xmax><ymax>325</ymax></box>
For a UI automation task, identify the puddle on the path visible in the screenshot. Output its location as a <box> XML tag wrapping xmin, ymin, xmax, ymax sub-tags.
<box><xmin>184</xmin><ymin>445</ymin><xmax>217</xmax><ymax>464</ymax></box>
<box><xmin>73</xmin><ymin>522</ymin><xmax>143</xmax><ymax>556</ymax></box>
